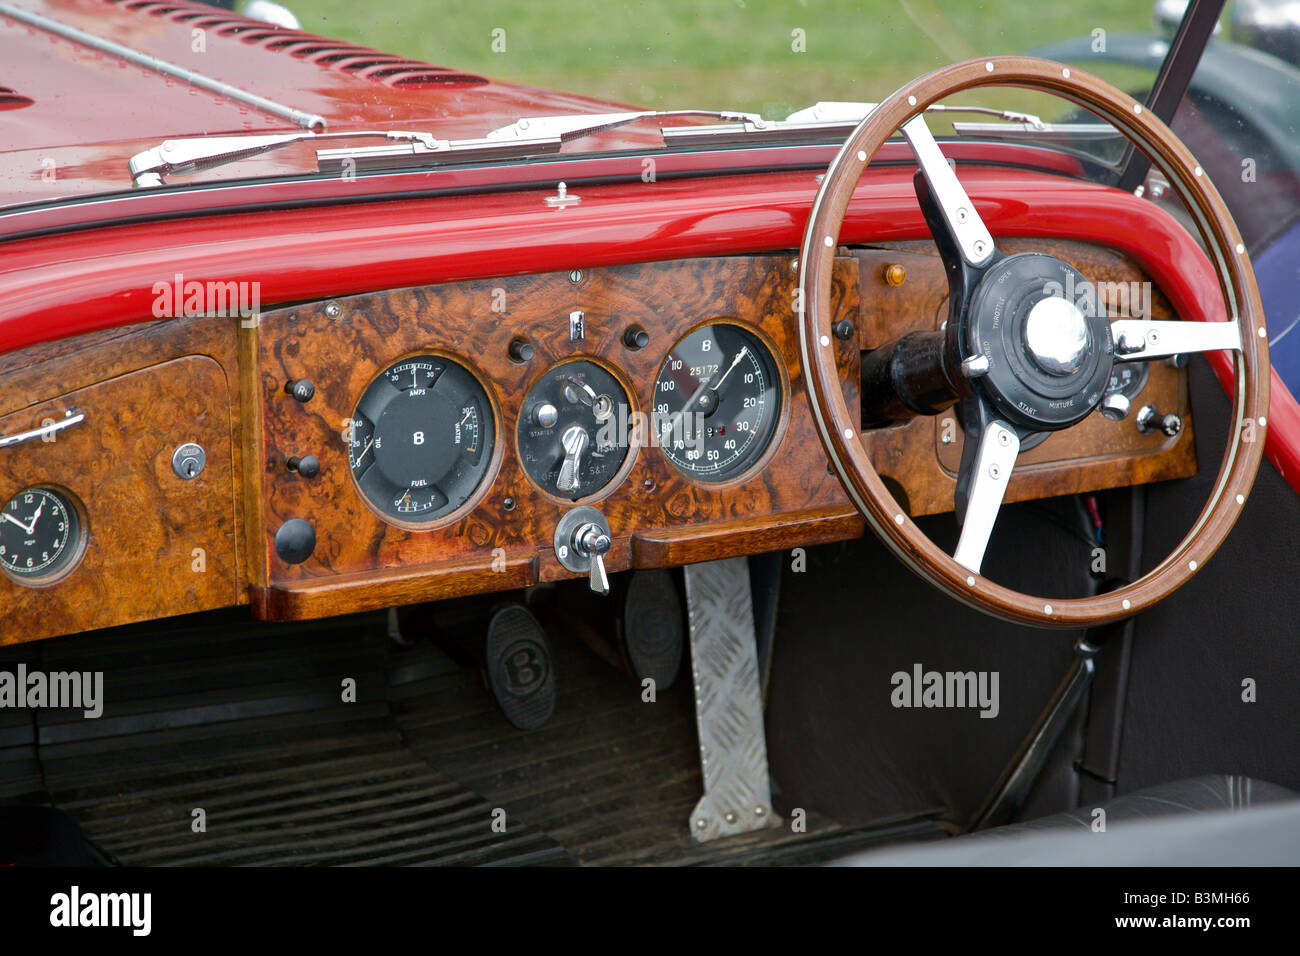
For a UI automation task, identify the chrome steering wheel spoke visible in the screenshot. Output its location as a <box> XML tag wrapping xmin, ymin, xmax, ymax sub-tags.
<box><xmin>1112</xmin><ymin>318</ymin><xmax>1244</xmax><ymax>362</ymax></box>
<box><xmin>901</xmin><ymin>115</ymin><xmax>997</xmax><ymax>269</ymax></box>
<box><xmin>953</xmin><ymin>404</ymin><xmax>1021</xmax><ymax>575</ymax></box>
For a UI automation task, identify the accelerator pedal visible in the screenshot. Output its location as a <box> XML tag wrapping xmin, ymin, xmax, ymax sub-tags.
<box><xmin>683</xmin><ymin>558</ymin><xmax>781</xmax><ymax>842</ymax></box>
<box><xmin>485</xmin><ymin>605</ymin><xmax>556</xmax><ymax>731</ymax></box>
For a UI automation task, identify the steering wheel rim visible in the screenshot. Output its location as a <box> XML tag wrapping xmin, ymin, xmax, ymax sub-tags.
<box><xmin>798</xmin><ymin>56</ymin><xmax>1269</xmax><ymax>628</ymax></box>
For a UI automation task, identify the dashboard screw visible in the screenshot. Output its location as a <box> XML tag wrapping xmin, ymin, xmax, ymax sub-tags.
<box><xmin>324</xmin><ymin>302</ymin><xmax>341</xmax><ymax>319</ymax></box>
<box><xmin>568</xmin><ymin>269</ymin><xmax>583</xmax><ymax>284</ymax></box>
<box><xmin>503</xmin><ymin>497</ymin><xmax>516</xmax><ymax>511</ymax></box>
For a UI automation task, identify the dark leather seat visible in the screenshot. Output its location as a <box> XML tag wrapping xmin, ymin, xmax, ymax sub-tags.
<box><xmin>835</xmin><ymin>775</ymin><xmax>1300</xmax><ymax>866</ymax></box>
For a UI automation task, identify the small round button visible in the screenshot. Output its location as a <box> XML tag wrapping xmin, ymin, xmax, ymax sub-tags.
<box><xmin>286</xmin><ymin>379</ymin><xmax>315</xmax><ymax>403</ymax></box>
<box><xmin>533</xmin><ymin>403</ymin><xmax>559</xmax><ymax>428</ymax></box>
<box><xmin>287</xmin><ymin>455</ymin><xmax>320</xmax><ymax>478</ymax></box>
<box><xmin>274</xmin><ymin>518</ymin><xmax>316</xmax><ymax>564</ymax></box>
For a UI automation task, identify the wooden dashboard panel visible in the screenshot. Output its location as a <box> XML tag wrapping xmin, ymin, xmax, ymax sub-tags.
<box><xmin>0</xmin><ymin>243</ymin><xmax>1199</xmax><ymax>638</ymax></box>
<box><xmin>0</xmin><ymin>355</ymin><xmax>239</xmax><ymax>644</ymax></box>
<box><xmin>248</xmin><ymin>256</ymin><xmax>864</xmax><ymax>619</ymax></box>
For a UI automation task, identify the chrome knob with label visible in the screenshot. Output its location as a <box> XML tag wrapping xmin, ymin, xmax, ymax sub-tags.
<box><xmin>532</xmin><ymin>403</ymin><xmax>559</xmax><ymax>428</ymax></box>
<box><xmin>1136</xmin><ymin>404</ymin><xmax>1183</xmax><ymax>437</ymax></box>
<box><xmin>554</xmin><ymin>506</ymin><xmax>613</xmax><ymax>595</ymax></box>
<box><xmin>573</xmin><ymin>522</ymin><xmax>612</xmax><ymax>594</ymax></box>
<box><xmin>557</xmin><ymin>425</ymin><xmax>589</xmax><ymax>493</ymax></box>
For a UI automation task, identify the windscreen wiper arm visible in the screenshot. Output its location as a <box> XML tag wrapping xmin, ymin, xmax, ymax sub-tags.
<box><xmin>660</xmin><ymin>101</ymin><xmax>1049</xmax><ymax>147</ymax></box>
<box><xmin>129</xmin><ymin>110</ymin><xmax>763</xmax><ymax>186</ymax></box>
<box><xmin>129</xmin><ymin>130</ymin><xmax>446</xmax><ymax>188</ymax></box>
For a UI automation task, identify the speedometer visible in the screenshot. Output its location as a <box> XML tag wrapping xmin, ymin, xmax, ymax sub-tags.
<box><xmin>653</xmin><ymin>323</ymin><xmax>782</xmax><ymax>482</ymax></box>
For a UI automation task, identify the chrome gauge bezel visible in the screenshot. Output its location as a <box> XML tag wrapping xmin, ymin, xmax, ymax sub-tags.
<box><xmin>0</xmin><ymin>485</ymin><xmax>88</xmax><ymax>587</ymax></box>
<box><xmin>346</xmin><ymin>351</ymin><xmax>501</xmax><ymax>531</ymax></box>
<box><xmin>652</xmin><ymin>320</ymin><xmax>787</xmax><ymax>485</ymax></box>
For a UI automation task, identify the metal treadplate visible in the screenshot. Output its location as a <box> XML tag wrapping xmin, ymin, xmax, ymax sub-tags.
<box><xmin>683</xmin><ymin>557</ymin><xmax>781</xmax><ymax>842</ymax></box>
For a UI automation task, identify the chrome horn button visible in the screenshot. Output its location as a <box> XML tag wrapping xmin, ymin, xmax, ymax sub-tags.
<box><xmin>1023</xmin><ymin>296</ymin><xmax>1091</xmax><ymax>376</ymax></box>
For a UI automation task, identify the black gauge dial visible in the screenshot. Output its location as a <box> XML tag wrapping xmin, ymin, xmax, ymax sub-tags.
<box><xmin>0</xmin><ymin>487</ymin><xmax>83</xmax><ymax>583</ymax></box>
<box><xmin>518</xmin><ymin>360</ymin><xmax>632</xmax><ymax>500</ymax></box>
<box><xmin>654</xmin><ymin>324</ymin><xmax>782</xmax><ymax>482</ymax></box>
<box><xmin>348</xmin><ymin>355</ymin><xmax>495</xmax><ymax>525</ymax></box>
<box><xmin>1106</xmin><ymin>362</ymin><xmax>1150</xmax><ymax>401</ymax></box>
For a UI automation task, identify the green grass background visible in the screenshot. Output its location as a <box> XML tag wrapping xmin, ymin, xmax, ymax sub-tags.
<box><xmin>288</xmin><ymin>0</ymin><xmax>1159</xmax><ymax>120</ymax></box>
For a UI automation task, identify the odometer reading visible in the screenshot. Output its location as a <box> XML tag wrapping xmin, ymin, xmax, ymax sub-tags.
<box><xmin>654</xmin><ymin>324</ymin><xmax>782</xmax><ymax>482</ymax></box>
<box><xmin>347</xmin><ymin>355</ymin><xmax>495</xmax><ymax>525</ymax></box>
<box><xmin>0</xmin><ymin>487</ymin><xmax>83</xmax><ymax>584</ymax></box>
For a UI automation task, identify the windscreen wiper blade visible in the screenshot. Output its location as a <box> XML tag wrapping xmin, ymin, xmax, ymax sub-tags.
<box><xmin>130</xmin><ymin>110</ymin><xmax>766</xmax><ymax>185</ymax></box>
<box><xmin>129</xmin><ymin>130</ymin><xmax>452</xmax><ymax>188</ymax></box>
<box><xmin>661</xmin><ymin>101</ymin><xmax>1051</xmax><ymax>147</ymax></box>
<box><xmin>315</xmin><ymin>109</ymin><xmax>765</xmax><ymax>176</ymax></box>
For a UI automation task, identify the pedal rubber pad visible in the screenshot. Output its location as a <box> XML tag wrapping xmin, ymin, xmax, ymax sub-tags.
<box><xmin>623</xmin><ymin>569</ymin><xmax>684</xmax><ymax>690</ymax></box>
<box><xmin>486</xmin><ymin>605</ymin><xmax>556</xmax><ymax>731</ymax></box>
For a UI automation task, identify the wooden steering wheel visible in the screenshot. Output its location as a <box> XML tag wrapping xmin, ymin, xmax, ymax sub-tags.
<box><xmin>798</xmin><ymin>56</ymin><xmax>1269</xmax><ymax>628</ymax></box>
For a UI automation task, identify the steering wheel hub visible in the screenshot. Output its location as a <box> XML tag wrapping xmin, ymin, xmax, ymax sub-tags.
<box><xmin>964</xmin><ymin>253</ymin><xmax>1113</xmax><ymax>431</ymax></box>
<box><xmin>1025</xmin><ymin>297</ymin><xmax>1090</xmax><ymax>375</ymax></box>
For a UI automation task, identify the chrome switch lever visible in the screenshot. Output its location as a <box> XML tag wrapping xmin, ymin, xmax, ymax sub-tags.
<box><xmin>1136</xmin><ymin>404</ymin><xmax>1183</xmax><ymax>437</ymax></box>
<box><xmin>573</xmin><ymin>522</ymin><xmax>611</xmax><ymax>594</ymax></box>
<box><xmin>557</xmin><ymin>425</ymin><xmax>589</xmax><ymax>493</ymax></box>
<box><xmin>554</xmin><ymin>506</ymin><xmax>613</xmax><ymax>595</ymax></box>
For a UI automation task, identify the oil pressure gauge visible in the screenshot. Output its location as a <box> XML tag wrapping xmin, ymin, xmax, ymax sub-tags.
<box><xmin>347</xmin><ymin>354</ymin><xmax>496</xmax><ymax>526</ymax></box>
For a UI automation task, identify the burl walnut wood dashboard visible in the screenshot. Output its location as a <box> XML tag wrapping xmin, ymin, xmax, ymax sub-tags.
<box><xmin>0</xmin><ymin>244</ymin><xmax>1195</xmax><ymax>643</ymax></box>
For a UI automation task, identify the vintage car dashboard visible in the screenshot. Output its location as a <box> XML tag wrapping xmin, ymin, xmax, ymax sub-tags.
<box><xmin>0</xmin><ymin>241</ymin><xmax>1194</xmax><ymax>643</ymax></box>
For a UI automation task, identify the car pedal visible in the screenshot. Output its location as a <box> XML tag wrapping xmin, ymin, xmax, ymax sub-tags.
<box><xmin>683</xmin><ymin>557</ymin><xmax>780</xmax><ymax>842</ymax></box>
<box><xmin>621</xmin><ymin>569</ymin><xmax>684</xmax><ymax>690</ymax></box>
<box><xmin>485</xmin><ymin>604</ymin><xmax>556</xmax><ymax>731</ymax></box>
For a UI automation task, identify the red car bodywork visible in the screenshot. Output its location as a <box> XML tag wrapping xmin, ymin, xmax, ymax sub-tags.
<box><xmin>1</xmin><ymin>0</ymin><xmax>1295</xmax><ymax>493</ymax></box>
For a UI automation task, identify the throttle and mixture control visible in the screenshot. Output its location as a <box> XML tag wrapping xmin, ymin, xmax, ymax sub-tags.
<box><xmin>554</xmin><ymin>505</ymin><xmax>613</xmax><ymax>594</ymax></box>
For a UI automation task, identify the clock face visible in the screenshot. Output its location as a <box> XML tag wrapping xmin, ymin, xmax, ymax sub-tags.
<box><xmin>0</xmin><ymin>487</ymin><xmax>83</xmax><ymax>584</ymax></box>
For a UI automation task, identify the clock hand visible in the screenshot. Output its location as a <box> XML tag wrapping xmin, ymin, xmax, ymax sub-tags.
<box><xmin>23</xmin><ymin>498</ymin><xmax>45</xmax><ymax>536</ymax></box>
<box><xmin>2</xmin><ymin>512</ymin><xmax>28</xmax><ymax>532</ymax></box>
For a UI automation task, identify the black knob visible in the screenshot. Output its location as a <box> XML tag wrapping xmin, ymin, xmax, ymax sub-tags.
<box><xmin>285</xmin><ymin>379</ymin><xmax>315</xmax><ymax>403</ymax></box>
<box><xmin>287</xmin><ymin>455</ymin><xmax>320</xmax><ymax>478</ymax></box>
<box><xmin>623</xmin><ymin>326</ymin><xmax>650</xmax><ymax>349</ymax></box>
<box><xmin>834</xmin><ymin>319</ymin><xmax>856</xmax><ymax>341</ymax></box>
<box><xmin>274</xmin><ymin>518</ymin><xmax>316</xmax><ymax>564</ymax></box>
<box><xmin>508</xmin><ymin>338</ymin><xmax>534</xmax><ymax>363</ymax></box>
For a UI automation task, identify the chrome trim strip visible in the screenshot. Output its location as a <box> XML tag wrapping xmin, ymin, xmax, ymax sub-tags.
<box><xmin>0</xmin><ymin>408</ymin><xmax>84</xmax><ymax>449</ymax></box>
<box><xmin>0</xmin><ymin>1</ymin><xmax>326</xmax><ymax>131</ymax></box>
